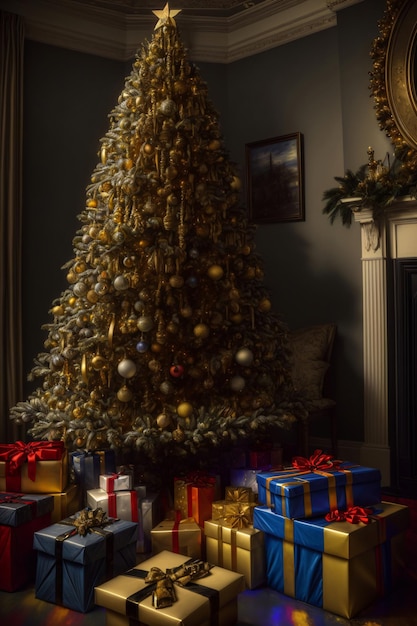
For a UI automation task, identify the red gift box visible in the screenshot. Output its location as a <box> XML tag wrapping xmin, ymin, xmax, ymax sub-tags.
<box><xmin>0</xmin><ymin>492</ymin><xmax>53</xmax><ymax>591</ymax></box>
<box><xmin>174</xmin><ymin>471</ymin><xmax>216</xmax><ymax>527</ymax></box>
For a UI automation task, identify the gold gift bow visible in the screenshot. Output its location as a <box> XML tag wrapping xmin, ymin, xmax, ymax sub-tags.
<box><xmin>144</xmin><ymin>560</ymin><xmax>212</xmax><ymax>609</ymax></box>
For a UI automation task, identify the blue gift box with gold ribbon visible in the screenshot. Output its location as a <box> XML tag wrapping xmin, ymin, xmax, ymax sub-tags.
<box><xmin>256</xmin><ymin>454</ymin><xmax>381</xmax><ymax>519</ymax></box>
<box><xmin>253</xmin><ymin>502</ymin><xmax>409</xmax><ymax>618</ymax></box>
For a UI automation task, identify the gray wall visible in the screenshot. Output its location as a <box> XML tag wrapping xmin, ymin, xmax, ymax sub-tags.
<box><xmin>22</xmin><ymin>0</ymin><xmax>389</xmax><ymax>444</ymax></box>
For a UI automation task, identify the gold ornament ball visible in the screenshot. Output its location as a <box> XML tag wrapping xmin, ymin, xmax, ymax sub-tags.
<box><xmin>143</xmin><ymin>143</ymin><xmax>154</xmax><ymax>155</ymax></box>
<box><xmin>75</xmin><ymin>437</ymin><xmax>86</xmax><ymax>447</ymax></box>
<box><xmin>235</xmin><ymin>348</ymin><xmax>254</xmax><ymax>367</ymax></box>
<box><xmin>72</xmin><ymin>407</ymin><xmax>85</xmax><ymax>419</ymax></box>
<box><xmin>87</xmin><ymin>289</ymin><xmax>99</xmax><ymax>304</ymax></box>
<box><xmin>193</xmin><ymin>323</ymin><xmax>210</xmax><ymax>339</ymax></box>
<box><xmin>177</xmin><ymin>402</ymin><xmax>193</xmax><ymax>418</ymax></box>
<box><xmin>156</xmin><ymin>413</ymin><xmax>171</xmax><ymax>429</ymax></box>
<box><xmin>208</xmin><ymin>139</ymin><xmax>221</xmax><ymax>151</ymax></box>
<box><xmin>169</xmin><ymin>275</ymin><xmax>184</xmax><ymax>288</ymax></box>
<box><xmin>117</xmin><ymin>385</ymin><xmax>133</xmax><ymax>402</ymax></box>
<box><xmin>258</xmin><ymin>298</ymin><xmax>272</xmax><ymax>312</ymax></box>
<box><xmin>51</xmin><ymin>305</ymin><xmax>65</xmax><ymax>317</ymax></box>
<box><xmin>91</xmin><ymin>355</ymin><xmax>106</xmax><ymax>371</ymax></box>
<box><xmin>207</xmin><ymin>264</ymin><xmax>224</xmax><ymax>280</ymax></box>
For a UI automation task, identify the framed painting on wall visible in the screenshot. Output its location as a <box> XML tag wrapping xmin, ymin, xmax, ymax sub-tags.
<box><xmin>246</xmin><ymin>132</ymin><xmax>304</xmax><ymax>223</ymax></box>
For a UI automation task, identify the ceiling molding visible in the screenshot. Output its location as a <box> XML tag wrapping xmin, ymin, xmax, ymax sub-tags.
<box><xmin>0</xmin><ymin>0</ymin><xmax>363</xmax><ymax>63</ymax></box>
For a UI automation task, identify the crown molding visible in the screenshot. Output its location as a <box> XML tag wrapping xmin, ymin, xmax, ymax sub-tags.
<box><xmin>0</xmin><ymin>0</ymin><xmax>363</xmax><ymax>63</ymax></box>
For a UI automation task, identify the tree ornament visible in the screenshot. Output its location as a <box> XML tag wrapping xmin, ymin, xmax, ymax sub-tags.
<box><xmin>186</xmin><ymin>276</ymin><xmax>198</xmax><ymax>288</ymax></box>
<box><xmin>170</xmin><ymin>364</ymin><xmax>184</xmax><ymax>378</ymax></box>
<box><xmin>177</xmin><ymin>402</ymin><xmax>193</xmax><ymax>418</ymax></box>
<box><xmin>117</xmin><ymin>359</ymin><xmax>137</xmax><ymax>378</ymax></box>
<box><xmin>207</xmin><ymin>265</ymin><xmax>224</xmax><ymax>280</ymax></box>
<box><xmin>160</xmin><ymin>380</ymin><xmax>174</xmax><ymax>395</ymax></box>
<box><xmin>91</xmin><ymin>355</ymin><xmax>106</xmax><ymax>371</ymax></box>
<box><xmin>193</xmin><ymin>323</ymin><xmax>209</xmax><ymax>339</ymax></box>
<box><xmin>157</xmin><ymin>412</ymin><xmax>171</xmax><ymax>429</ymax></box>
<box><xmin>137</xmin><ymin>316</ymin><xmax>154</xmax><ymax>332</ymax></box>
<box><xmin>136</xmin><ymin>340</ymin><xmax>149</xmax><ymax>353</ymax></box>
<box><xmin>258</xmin><ymin>298</ymin><xmax>272</xmax><ymax>312</ymax></box>
<box><xmin>230</xmin><ymin>376</ymin><xmax>246</xmax><ymax>392</ymax></box>
<box><xmin>235</xmin><ymin>348</ymin><xmax>254</xmax><ymax>367</ymax></box>
<box><xmin>117</xmin><ymin>385</ymin><xmax>133</xmax><ymax>402</ymax></box>
<box><xmin>114</xmin><ymin>275</ymin><xmax>130</xmax><ymax>291</ymax></box>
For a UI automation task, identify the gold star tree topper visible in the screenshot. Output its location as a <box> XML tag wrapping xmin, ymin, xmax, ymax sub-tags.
<box><xmin>153</xmin><ymin>3</ymin><xmax>181</xmax><ymax>29</ymax></box>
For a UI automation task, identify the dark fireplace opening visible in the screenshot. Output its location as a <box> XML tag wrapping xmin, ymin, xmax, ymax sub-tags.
<box><xmin>390</xmin><ymin>258</ymin><xmax>417</xmax><ymax>497</ymax></box>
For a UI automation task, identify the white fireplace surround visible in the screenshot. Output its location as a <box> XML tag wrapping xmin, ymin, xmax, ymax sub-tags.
<box><xmin>351</xmin><ymin>198</ymin><xmax>417</xmax><ymax>486</ymax></box>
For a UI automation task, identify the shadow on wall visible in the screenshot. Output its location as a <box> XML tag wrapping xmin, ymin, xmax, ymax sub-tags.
<box><xmin>254</xmin><ymin>223</ymin><xmax>364</xmax><ymax>444</ymax></box>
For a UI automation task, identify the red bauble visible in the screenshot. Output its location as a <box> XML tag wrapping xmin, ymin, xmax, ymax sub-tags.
<box><xmin>170</xmin><ymin>364</ymin><xmax>184</xmax><ymax>378</ymax></box>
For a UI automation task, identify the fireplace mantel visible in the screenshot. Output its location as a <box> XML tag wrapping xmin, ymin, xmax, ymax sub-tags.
<box><xmin>353</xmin><ymin>198</ymin><xmax>417</xmax><ymax>487</ymax></box>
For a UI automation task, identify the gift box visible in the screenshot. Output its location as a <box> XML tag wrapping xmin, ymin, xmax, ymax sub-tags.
<box><xmin>253</xmin><ymin>501</ymin><xmax>409</xmax><ymax>618</ymax></box>
<box><xmin>0</xmin><ymin>492</ymin><xmax>54</xmax><ymax>591</ymax></box>
<box><xmin>229</xmin><ymin>468</ymin><xmax>265</xmax><ymax>495</ymax></box>
<box><xmin>205</xmin><ymin>519</ymin><xmax>265</xmax><ymax>589</ymax></box>
<box><xmin>174</xmin><ymin>472</ymin><xmax>217</xmax><ymax>527</ymax></box>
<box><xmin>137</xmin><ymin>491</ymin><xmax>163</xmax><ymax>553</ymax></box>
<box><xmin>256</xmin><ymin>458</ymin><xmax>381</xmax><ymax>519</ymax></box>
<box><xmin>0</xmin><ymin>441</ymin><xmax>68</xmax><ymax>493</ymax></box>
<box><xmin>224</xmin><ymin>485</ymin><xmax>255</xmax><ymax>503</ymax></box>
<box><xmin>247</xmin><ymin>446</ymin><xmax>271</xmax><ymax>470</ymax></box>
<box><xmin>71</xmin><ymin>449</ymin><xmax>116</xmax><ymax>493</ymax></box>
<box><xmin>99</xmin><ymin>472</ymin><xmax>133</xmax><ymax>493</ymax></box>
<box><xmin>151</xmin><ymin>516</ymin><xmax>202</xmax><ymax>559</ymax></box>
<box><xmin>95</xmin><ymin>549</ymin><xmax>244</xmax><ymax>626</ymax></box>
<box><xmin>49</xmin><ymin>483</ymin><xmax>81</xmax><ymax>523</ymax></box>
<box><xmin>212</xmin><ymin>500</ymin><xmax>257</xmax><ymax>528</ymax></box>
<box><xmin>33</xmin><ymin>511</ymin><xmax>138</xmax><ymax>612</ymax></box>
<box><xmin>86</xmin><ymin>487</ymin><xmax>140</xmax><ymax>522</ymax></box>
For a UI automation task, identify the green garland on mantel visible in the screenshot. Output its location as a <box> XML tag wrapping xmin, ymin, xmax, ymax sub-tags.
<box><xmin>322</xmin><ymin>147</ymin><xmax>417</xmax><ymax>226</ymax></box>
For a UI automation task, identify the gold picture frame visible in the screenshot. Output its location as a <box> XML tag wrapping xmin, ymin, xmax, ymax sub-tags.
<box><xmin>246</xmin><ymin>132</ymin><xmax>304</xmax><ymax>223</ymax></box>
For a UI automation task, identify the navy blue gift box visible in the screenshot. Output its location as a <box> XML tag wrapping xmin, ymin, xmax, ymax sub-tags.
<box><xmin>33</xmin><ymin>513</ymin><xmax>138</xmax><ymax>612</ymax></box>
<box><xmin>256</xmin><ymin>463</ymin><xmax>381</xmax><ymax>519</ymax></box>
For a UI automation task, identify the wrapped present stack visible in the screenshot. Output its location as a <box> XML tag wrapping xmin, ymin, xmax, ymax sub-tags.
<box><xmin>205</xmin><ymin>484</ymin><xmax>265</xmax><ymax>590</ymax></box>
<box><xmin>0</xmin><ymin>440</ymin><xmax>79</xmax><ymax>592</ymax></box>
<box><xmin>86</xmin><ymin>468</ymin><xmax>164</xmax><ymax>554</ymax></box>
<box><xmin>253</xmin><ymin>449</ymin><xmax>410</xmax><ymax>619</ymax></box>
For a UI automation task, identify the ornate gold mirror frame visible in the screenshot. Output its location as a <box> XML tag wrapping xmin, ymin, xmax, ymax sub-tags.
<box><xmin>370</xmin><ymin>0</ymin><xmax>417</xmax><ymax>169</ymax></box>
<box><xmin>323</xmin><ymin>0</ymin><xmax>417</xmax><ymax>226</ymax></box>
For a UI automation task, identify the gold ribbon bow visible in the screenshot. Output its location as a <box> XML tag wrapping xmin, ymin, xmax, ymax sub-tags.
<box><xmin>71</xmin><ymin>507</ymin><xmax>112</xmax><ymax>536</ymax></box>
<box><xmin>145</xmin><ymin>560</ymin><xmax>212</xmax><ymax>609</ymax></box>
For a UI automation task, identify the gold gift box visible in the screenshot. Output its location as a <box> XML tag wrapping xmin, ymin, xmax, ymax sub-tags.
<box><xmin>0</xmin><ymin>452</ymin><xmax>68</xmax><ymax>494</ymax></box>
<box><xmin>211</xmin><ymin>500</ymin><xmax>256</xmax><ymax>528</ymax></box>
<box><xmin>205</xmin><ymin>519</ymin><xmax>265</xmax><ymax>590</ymax></box>
<box><xmin>224</xmin><ymin>486</ymin><xmax>255</xmax><ymax>503</ymax></box>
<box><xmin>49</xmin><ymin>483</ymin><xmax>81</xmax><ymax>523</ymax></box>
<box><xmin>151</xmin><ymin>518</ymin><xmax>202</xmax><ymax>559</ymax></box>
<box><xmin>95</xmin><ymin>549</ymin><xmax>244</xmax><ymax>626</ymax></box>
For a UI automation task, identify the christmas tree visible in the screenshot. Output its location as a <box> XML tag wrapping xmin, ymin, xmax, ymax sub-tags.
<box><xmin>11</xmin><ymin>4</ymin><xmax>299</xmax><ymax>474</ymax></box>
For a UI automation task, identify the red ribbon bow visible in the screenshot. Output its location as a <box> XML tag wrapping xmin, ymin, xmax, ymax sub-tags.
<box><xmin>292</xmin><ymin>449</ymin><xmax>335</xmax><ymax>472</ymax></box>
<box><xmin>183</xmin><ymin>471</ymin><xmax>216</xmax><ymax>487</ymax></box>
<box><xmin>0</xmin><ymin>440</ymin><xmax>64</xmax><ymax>481</ymax></box>
<box><xmin>325</xmin><ymin>505</ymin><xmax>373</xmax><ymax>524</ymax></box>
